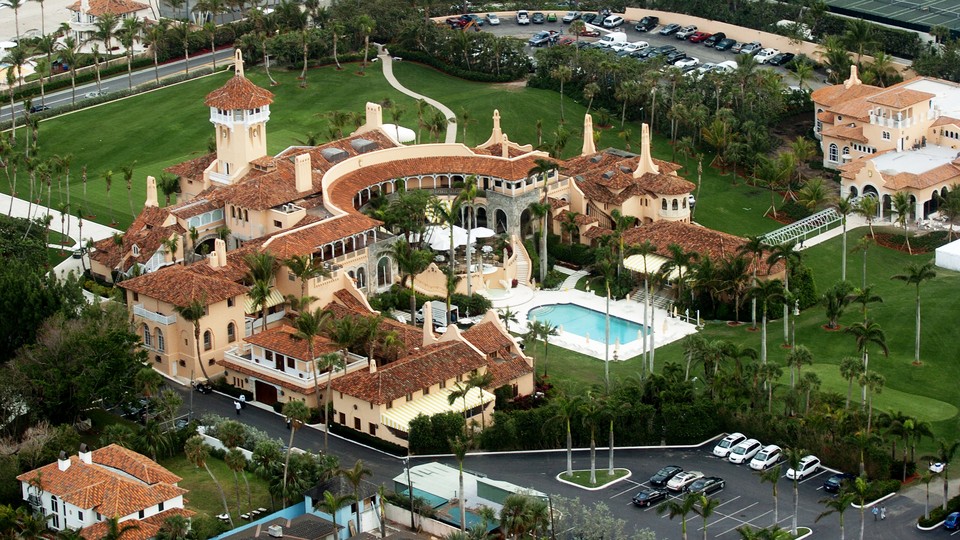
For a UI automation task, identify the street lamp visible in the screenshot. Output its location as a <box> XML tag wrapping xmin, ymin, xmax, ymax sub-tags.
<box><xmin>790</xmin><ymin>299</ymin><xmax>799</xmax><ymax>349</ymax></box>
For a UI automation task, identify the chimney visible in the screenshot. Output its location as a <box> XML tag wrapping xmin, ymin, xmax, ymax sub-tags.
<box><xmin>267</xmin><ymin>525</ymin><xmax>283</xmax><ymax>538</ymax></box>
<box><xmin>234</xmin><ymin>48</ymin><xmax>245</xmax><ymax>78</ymax></box>
<box><xmin>633</xmin><ymin>123</ymin><xmax>660</xmax><ymax>178</ymax></box>
<box><xmin>295</xmin><ymin>154</ymin><xmax>312</xmax><ymax>193</ymax></box>
<box><xmin>490</xmin><ymin>110</ymin><xmax>503</xmax><ymax>145</ymax></box>
<box><xmin>365</xmin><ymin>102</ymin><xmax>383</xmax><ymax>129</ymax></box>
<box><xmin>369</xmin><ymin>359</ymin><xmax>377</xmax><ymax>373</ymax></box>
<box><xmin>844</xmin><ymin>65</ymin><xmax>862</xmax><ymax>89</ymax></box>
<box><xmin>422</xmin><ymin>302</ymin><xmax>436</xmax><ymax>346</ymax></box>
<box><xmin>145</xmin><ymin>176</ymin><xmax>158</xmax><ymax>208</ymax></box>
<box><xmin>582</xmin><ymin>114</ymin><xmax>596</xmax><ymax>156</ymax></box>
<box><xmin>57</xmin><ymin>451</ymin><xmax>70</xmax><ymax>471</ymax></box>
<box><xmin>501</xmin><ymin>134</ymin><xmax>510</xmax><ymax>158</ymax></box>
<box><xmin>215</xmin><ymin>238</ymin><xmax>227</xmax><ymax>267</ymax></box>
<box><xmin>80</xmin><ymin>0</ymin><xmax>90</xmax><ymax>14</ymax></box>
<box><xmin>78</xmin><ymin>444</ymin><xmax>92</xmax><ymax>465</ymax></box>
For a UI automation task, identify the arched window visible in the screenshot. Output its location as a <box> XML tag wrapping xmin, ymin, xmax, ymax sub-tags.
<box><xmin>143</xmin><ymin>324</ymin><xmax>152</xmax><ymax>348</ymax></box>
<box><xmin>156</xmin><ymin>328</ymin><xmax>165</xmax><ymax>352</ymax></box>
<box><xmin>661</xmin><ymin>199</ymin><xmax>667</xmax><ymax>210</ymax></box>
<box><xmin>828</xmin><ymin>143</ymin><xmax>839</xmax><ymax>162</ymax></box>
<box><xmin>672</xmin><ymin>199</ymin><xmax>679</xmax><ymax>210</ymax></box>
<box><xmin>682</xmin><ymin>197</ymin><xmax>687</xmax><ymax>209</ymax></box>
<box><xmin>227</xmin><ymin>322</ymin><xmax>236</xmax><ymax>343</ymax></box>
<box><xmin>377</xmin><ymin>257</ymin><xmax>392</xmax><ymax>287</ymax></box>
<box><xmin>203</xmin><ymin>330</ymin><xmax>213</xmax><ymax>351</ymax></box>
<box><xmin>357</xmin><ymin>267</ymin><xmax>367</xmax><ymax>289</ymax></box>
<box><xmin>842</xmin><ymin>146</ymin><xmax>850</xmax><ymax>161</ymax></box>
<box><xmin>495</xmin><ymin>209</ymin><xmax>508</xmax><ymax>234</ymax></box>
<box><xmin>476</xmin><ymin>207</ymin><xmax>488</xmax><ymax>228</ymax></box>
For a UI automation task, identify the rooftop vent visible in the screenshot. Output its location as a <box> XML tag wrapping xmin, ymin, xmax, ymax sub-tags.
<box><xmin>351</xmin><ymin>138</ymin><xmax>378</xmax><ymax>154</ymax></box>
<box><xmin>619</xmin><ymin>165</ymin><xmax>632</xmax><ymax>173</ymax></box>
<box><xmin>320</xmin><ymin>148</ymin><xmax>349</xmax><ymax>164</ymax></box>
<box><xmin>589</xmin><ymin>155</ymin><xmax>603</xmax><ymax>163</ymax></box>
<box><xmin>267</xmin><ymin>526</ymin><xmax>283</xmax><ymax>538</ymax></box>
<box><xmin>602</xmin><ymin>171</ymin><xmax>616</xmax><ymax>179</ymax></box>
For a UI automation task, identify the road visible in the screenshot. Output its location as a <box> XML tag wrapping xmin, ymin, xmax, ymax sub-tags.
<box><xmin>0</xmin><ymin>47</ymin><xmax>237</xmax><ymax>121</ymax></box>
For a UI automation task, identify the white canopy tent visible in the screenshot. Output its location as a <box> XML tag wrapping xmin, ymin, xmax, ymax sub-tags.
<box><xmin>623</xmin><ymin>253</ymin><xmax>682</xmax><ymax>281</ymax></box>
<box><xmin>935</xmin><ymin>238</ymin><xmax>960</xmax><ymax>271</ymax></box>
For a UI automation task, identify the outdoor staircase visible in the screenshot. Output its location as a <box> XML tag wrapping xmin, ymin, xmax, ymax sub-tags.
<box><xmin>631</xmin><ymin>287</ymin><xmax>672</xmax><ymax>311</ymax></box>
<box><xmin>514</xmin><ymin>237</ymin><xmax>531</xmax><ymax>286</ymax></box>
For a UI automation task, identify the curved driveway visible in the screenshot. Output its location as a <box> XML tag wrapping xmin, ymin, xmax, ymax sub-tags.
<box><xmin>377</xmin><ymin>46</ymin><xmax>458</xmax><ymax>144</ymax></box>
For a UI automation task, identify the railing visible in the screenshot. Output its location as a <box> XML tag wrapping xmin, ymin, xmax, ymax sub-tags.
<box><xmin>223</xmin><ymin>344</ymin><xmax>370</xmax><ymax>385</ymax></box>
<box><xmin>658</xmin><ymin>208</ymin><xmax>690</xmax><ymax>219</ymax></box>
<box><xmin>869</xmin><ymin>115</ymin><xmax>909</xmax><ymax>129</ymax></box>
<box><xmin>244</xmin><ymin>311</ymin><xmax>286</xmax><ymax>337</ymax></box>
<box><xmin>133</xmin><ymin>304</ymin><xmax>177</xmax><ymax>325</ymax></box>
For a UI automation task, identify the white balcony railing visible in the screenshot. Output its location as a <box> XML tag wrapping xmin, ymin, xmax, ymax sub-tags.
<box><xmin>133</xmin><ymin>304</ymin><xmax>177</xmax><ymax>325</ymax></box>
<box><xmin>658</xmin><ymin>208</ymin><xmax>690</xmax><ymax>219</ymax></box>
<box><xmin>223</xmin><ymin>344</ymin><xmax>370</xmax><ymax>386</ymax></box>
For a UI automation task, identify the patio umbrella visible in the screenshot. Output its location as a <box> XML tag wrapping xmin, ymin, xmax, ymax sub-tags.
<box><xmin>468</xmin><ymin>227</ymin><xmax>496</xmax><ymax>240</ymax></box>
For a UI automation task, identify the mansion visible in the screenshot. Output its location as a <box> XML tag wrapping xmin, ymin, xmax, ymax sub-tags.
<box><xmin>812</xmin><ymin>66</ymin><xmax>960</xmax><ymax>221</ymax></box>
<box><xmin>94</xmin><ymin>50</ymin><xmax>780</xmax><ymax>447</ymax></box>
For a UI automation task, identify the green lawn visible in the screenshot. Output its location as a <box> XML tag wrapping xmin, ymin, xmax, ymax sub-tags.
<box><xmin>558</xmin><ymin>468</ymin><xmax>630</xmax><ymax>488</ymax></box>
<box><xmin>161</xmin><ymin>454</ymin><xmax>274</xmax><ymax>522</ymax></box>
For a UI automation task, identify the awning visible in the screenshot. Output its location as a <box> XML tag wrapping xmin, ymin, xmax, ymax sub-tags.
<box><xmin>244</xmin><ymin>288</ymin><xmax>286</xmax><ymax>314</ymax></box>
<box><xmin>381</xmin><ymin>387</ymin><xmax>495</xmax><ymax>432</ymax></box>
<box><xmin>623</xmin><ymin>253</ymin><xmax>682</xmax><ymax>281</ymax></box>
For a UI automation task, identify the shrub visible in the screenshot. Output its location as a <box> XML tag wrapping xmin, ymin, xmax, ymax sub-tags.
<box><xmin>548</xmin><ymin>234</ymin><xmax>595</xmax><ymax>267</ymax></box>
<box><xmin>408</xmin><ymin>411</ymin><xmax>464</xmax><ymax>454</ymax></box>
<box><xmin>541</xmin><ymin>269</ymin><xmax>566</xmax><ymax>290</ymax></box>
<box><xmin>919</xmin><ymin>494</ymin><xmax>960</xmax><ymax>527</ymax></box>
<box><xmin>329</xmin><ymin>423</ymin><xmax>406</xmax><ymax>456</ymax></box>
<box><xmin>863</xmin><ymin>478</ymin><xmax>901</xmax><ymax>502</ymax></box>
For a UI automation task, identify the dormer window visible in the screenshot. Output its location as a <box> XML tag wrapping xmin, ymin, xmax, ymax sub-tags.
<box><xmin>131</xmin><ymin>244</ymin><xmax>140</xmax><ymax>256</ymax></box>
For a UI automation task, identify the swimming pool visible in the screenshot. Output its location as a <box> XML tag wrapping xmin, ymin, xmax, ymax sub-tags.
<box><xmin>528</xmin><ymin>303</ymin><xmax>646</xmax><ymax>345</ymax></box>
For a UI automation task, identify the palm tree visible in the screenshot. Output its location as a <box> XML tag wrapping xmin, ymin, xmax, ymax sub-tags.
<box><xmin>551</xmin><ymin>65</ymin><xmax>573</xmax><ymax>122</ymax></box>
<box><xmin>102</xmin><ymin>170</ymin><xmax>115</xmax><ymax>225</ymax></box>
<box><xmin>2</xmin><ymin>0</ymin><xmax>26</xmax><ymax>44</ymax></box>
<box><xmin>323</xmin><ymin>316</ymin><xmax>357</xmax><ymax>449</ymax></box>
<box><xmin>738</xmin><ymin>237</ymin><xmax>766</xmax><ymax>330</ymax></box>
<box><xmin>663</xmin><ymin>243</ymin><xmax>698</xmax><ymax>306</ymax></box>
<box><xmin>783</xmin><ymin>448</ymin><xmax>807</xmax><ymax>534</ymax></box>
<box><xmin>459</xmin><ymin>176</ymin><xmax>478</xmax><ymax>295</ymax></box>
<box><xmin>292</xmin><ymin>307</ymin><xmax>329</xmax><ymax>416</ymax></box>
<box><xmin>280</xmin><ymin>400</ymin><xmax>310</xmax><ymax>506</ymax></box>
<box><xmin>449</xmin><ymin>435</ymin><xmax>471</xmax><ymax>532</ymax></box>
<box><xmin>498</xmin><ymin>307</ymin><xmax>518</xmax><ymax>333</ymax></box>
<box><xmin>843</xmin><ymin>19</ymin><xmax>878</xmax><ymax>63</ymax></box>
<box><xmin>357</xmin><ymin>14</ymin><xmax>375</xmax><ymax>74</ymax></box>
<box><xmin>816</xmin><ymin>492</ymin><xmax>856</xmax><ymax>540</ymax></box>
<box><xmin>851</xmin><ymin>285</ymin><xmax>882</xmax><ymax>322</ymax></box>
<box><xmin>173</xmin><ymin>297</ymin><xmax>210</xmax><ymax>380</ymax></box>
<box><xmin>748</xmin><ymin>279</ymin><xmax>784</xmax><ymax>367</ymax></box>
<box><xmin>341</xmin><ymin>460</ymin><xmax>372</xmax><ymax>534</ymax></box>
<box><xmin>391</xmin><ymin>239</ymin><xmax>432</xmax><ymax>325</ymax></box>
<box><xmin>845</xmin><ymin>319</ymin><xmax>888</xmax><ymax>405</ymax></box>
<box><xmin>225</xmin><ymin>448</ymin><xmax>247</xmax><ymax>515</ymax></box>
<box><xmin>855</xmin><ymin>196</ymin><xmax>878</xmax><ymax>240</ymax></box>
<box><xmin>891</xmin><ymin>261</ymin><xmax>936</xmax><ymax>365</ymax></box>
<box><xmin>629</xmin><ymin>240</ymin><xmax>658</xmax><ymax>373</ymax></box>
<box><xmin>839</xmin><ymin>356</ymin><xmax>864</xmax><ymax>409</ymax></box>
<box><xmin>859</xmin><ymin>371</ymin><xmax>885</xmax><ymax>433</ymax></box>
<box><xmin>170</xmin><ymin>23</ymin><xmax>192</xmax><ymax>76</ymax></box>
<box><xmin>850</xmin><ymin>475</ymin><xmax>870</xmax><ymax>540</ymax></box>
<box><xmin>524</xmin><ymin>320</ymin><xmax>558</xmax><ymax>377</ymax></box>
<box><xmin>549</xmin><ymin>391</ymin><xmax>581</xmax><ymax>476</ymax></box>
<box><xmin>578</xmin><ymin>391</ymin><xmax>604</xmax><ymax>485</ymax></box>
<box><xmin>285</xmin><ymin>254</ymin><xmax>330</xmax><ymax>305</ymax></box>
<box><xmin>784</xmin><ymin>345</ymin><xmax>812</xmax><ymax>390</ymax></box>
<box><xmin>314</xmin><ymin>490</ymin><xmax>355</xmax><ymax>537</ymax></box>
<box><xmin>891</xmin><ymin>191</ymin><xmax>913</xmax><ymax>254</ymax></box>
<box><xmin>693</xmin><ymin>495</ymin><xmax>720</xmax><ymax>540</ymax></box>
<box><xmin>922</xmin><ymin>439</ymin><xmax>960</xmax><ymax>511</ymax></box>
<box><xmin>757</xmin><ymin>464</ymin><xmax>781</xmax><ymax>527</ymax></box>
<box><xmin>120</xmin><ymin>161</ymin><xmax>137</xmax><ymax>218</ymax></box>
<box><xmin>656</xmin><ymin>492</ymin><xmax>699</xmax><ymax>540</ymax></box>
<box><xmin>766</xmin><ymin>242</ymin><xmax>800</xmax><ymax>345</ymax></box>
<box><xmin>919</xmin><ymin>470</ymin><xmax>937</xmax><ymax>520</ymax></box>
<box><xmin>528</xmin><ymin>158</ymin><xmax>559</xmax><ymax>283</ymax></box>
<box><xmin>184</xmin><ymin>435</ymin><xmax>233</xmax><ymax>526</ymax></box>
<box><xmin>143</xmin><ymin>20</ymin><xmax>169</xmax><ymax>85</ymax></box>
<box><xmin>99</xmin><ymin>517</ymin><xmax>140</xmax><ymax>540</ymax></box>
<box><xmin>119</xmin><ymin>16</ymin><xmax>144</xmax><ymax>89</ymax></box>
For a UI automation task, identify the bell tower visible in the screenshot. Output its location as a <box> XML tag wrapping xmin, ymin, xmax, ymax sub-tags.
<box><xmin>203</xmin><ymin>50</ymin><xmax>275</xmax><ymax>185</ymax></box>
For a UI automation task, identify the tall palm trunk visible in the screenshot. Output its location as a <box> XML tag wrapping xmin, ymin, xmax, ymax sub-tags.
<box><xmin>589</xmin><ymin>428</ymin><xmax>597</xmax><ymax>485</ymax></box>
<box><xmin>282</xmin><ymin>426</ymin><xmax>296</xmax><ymax>506</ymax></box>
<box><xmin>565</xmin><ymin>419</ymin><xmax>572</xmax><ymax>475</ymax></box>
<box><xmin>205</xmin><ymin>463</ymin><xmax>233</xmax><ymax>526</ymax></box>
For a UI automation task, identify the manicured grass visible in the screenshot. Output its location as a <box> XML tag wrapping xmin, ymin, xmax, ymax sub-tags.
<box><xmin>161</xmin><ymin>454</ymin><xmax>274</xmax><ymax>522</ymax></box>
<box><xmin>558</xmin><ymin>468</ymin><xmax>630</xmax><ymax>488</ymax></box>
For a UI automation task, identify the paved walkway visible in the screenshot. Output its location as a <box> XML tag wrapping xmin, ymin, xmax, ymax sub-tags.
<box><xmin>554</xmin><ymin>265</ymin><xmax>590</xmax><ymax>290</ymax></box>
<box><xmin>376</xmin><ymin>46</ymin><xmax>458</xmax><ymax>144</ymax></box>
<box><xmin>795</xmin><ymin>213</ymin><xmax>870</xmax><ymax>251</ymax></box>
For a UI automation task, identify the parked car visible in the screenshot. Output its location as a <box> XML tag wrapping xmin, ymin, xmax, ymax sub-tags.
<box><xmin>740</xmin><ymin>41</ymin><xmax>763</xmax><ymax>55</ymax></box>
<box><xmin>822</xmin><ymin>473</ymin><xmax>857</xmax><ymax>493</ymax></box>
<box><xmin>667</xmin><ymin>471</ymin><xmax>704</xmax><ymax>492</ymax></box>
<box><xmin>703</xmin><ymin>32</ymin><xmax>725</xmax><ymax>46</ymax></box>
<box><xmin>786</xmin><ymin>455</ymin><xmax>821</xmax><ymax>480</ymax></box>
<box><xmin>603</xmin><ymin>15</ymin><xmax>625</xmax><ymax>28</ymax></box>
<box><xmin>675</xmin><ymin>25</ymin><xmax>698</xmax><ymax>39</ymax></box>
<box><xmin>528</xmin><ymin>30</ymin><xmax>559</xmax><ymax>47</ymax></box>
<box><xmin>578</xmin><ymin>27</ymin><xmax>600</xmax><ymax>37</ymax></box>
<box><xmin>581</xmin><ymin>13</ymin><xmax>598</xmax><ymax>24</ymax></box>
<box><xmin>754</xmin><ymin>48</ymin><xmax>780</xmax><ymax>63</ymax></box>
<box><xmin>713</xmin><ymin>432</ymin><xmax>747</xmax><ymax>458</ymax></box>
<box><xmin>768</xmin><ymin>52</ymin><xmax>796</xmax><ymax>66</ymax></box>
<box><xmin>84</xmin><ymin>90</ymin><xmax>107</xmax><ymax>99</ymax></box>
<box><xmin>730</xmin><ymin>41</ymin><xmax>746</xmax><ymax>53</ymax></box>
<box><xmin>546</xmin><ymin>12</ymin><xmax>557</xmax><ymax>22</ymax></box>
<box><xmin>659</xmin><ymin>23</ymin><xmax>681</xmax><ymax>35</ymax></box>
<box><xmin>749</xmin><ymin>444</ymin><xmax>783</xmax><ymax>470</ymax></box>
<box><xmin>665</xmin><ymin>50</ymin><xmax>687</xmax><ymax>64</ymax></box>
<box><xmin>561</xmin><ymin>11</ymin><xmax>580</xmax><ymax>22</ymax></box>
<box><xmin>650</xmin><ymin>465</ymin><xmax>683</xmax><ymax>487</ymax></box>
<box><xmin>516</xmin><ymin>10</ymin><xmax>530</xmax><ymax>24</ymax></box>
<box><xmin>29</xmin><ymin>104</ymin><xmax>50</xmax><ymax>113</ymax></box>
<box><xmin>634</xmin><ymin>15</ymin><xmax>659</xmax><ymax>32</ymax></box>
<box><xmin>688</xmin><ymin>31</ymin><xmax>712</xmax><ymax>43</ymax></box>
<box><xmin>596</xmin><ymin>31</ymin><xmax>628</xmax><ymax>48</ymax></box>
<box><xmin>485</xmin><ymin>13</ymin><xmax>500</xmax><ymax>25</ymax></box>
<box><xmin>946</xmin><ymin>512</ymin><xmax>960</xmax><ymax>530</ymax></box>
<box><xmin>616</xmin><ymin>41</ymin><xmax>649</xmax><ymax>54</ymax></box>
<box><xmin>687</xmin><ymin>476</ymin><xmax>725</xmax><ymax>495</ymax></box>
<box><xmin>532</xmin><ymin>12</ymin><xmax>545</xmax><ymax>23</ymax></box>
<box><xmin>632</xmin><ymin>488</ymin><xmax>668</xmax><ymax>507</ymax></box>
<box><xmin>714</xmin><ymin>38</ymin><xmax>736</xmax><ymax>51</ymax></box>
<box><xmin>728</xmin><ymin>438</ymin><xmax>762</xmax><ymax>464</ymax></box>
<box><xmin>192</xmin><ymin>377</ymin><xmax>213</xmax><ymax>394</ymax></box>
<box><xmin>557</xmin><ymin>36</ymin><xmax>576</xmax><ymax>46</ymax></box>
<box><xmin>647</xmin><ymin>44</ymin><xmax>677</xmax><ymax>58</ymax></box>
<box><xmin>715</xmin><ymin>60</ymin><xmax>738</xmax><ymax>73</ymax></box>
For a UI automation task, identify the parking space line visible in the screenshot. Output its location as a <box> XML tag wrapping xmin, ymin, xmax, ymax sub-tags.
<box><xmin>702</xmin><ymin>502</ymin><xmax>761</xmax><ymax>532</ymax></box>
<box><xmin>609</xmin><ymin>480</ymin><xmax>642</xmax><ymax>499</ymax></box>
<box><xmin>799</xmin><ymin>470</ymin><xmax>830</xmax><ymax>484</ymax></box>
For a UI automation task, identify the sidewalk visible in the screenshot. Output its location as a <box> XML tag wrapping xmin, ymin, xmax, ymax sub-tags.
<box><xmin>554</xmin><ymin>265</ymin><xmax>590</xmax><ymax>290</ymax></box>
<box><xmin>376</xmin><ymin>45</ymin><xmax>458</xmax><ymax>144</ymax></box>
<box><xmin>796</xmin><ymin>214</ymin><xmax>869</xmax><ymax>251</ymax></box>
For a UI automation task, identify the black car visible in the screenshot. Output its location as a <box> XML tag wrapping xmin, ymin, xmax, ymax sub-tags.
<box><xmin>715</xmin><ymin>38</ymin><xmax>737</xmax><ymax>51</ymax></box>
<box><xmin>29</xmin><ymin>105</ymin><xmax>50</xmax><ymax>113</ymax></box>
<box><xmin>532</xmin><ymin>12</ymin><xmax>545</xmax><ymax>24</ymax></box>
<box><xmin>659</xmin><ymin>23</ymin><xmax>682</xmax><ymax>36</ymax></box>
<box><xmin>581</xmin><ymin>13</ymin><xmax>598</xmax><ymax>24</ymax></box>
<box><xmin>632</xmin><ymin>488</ymin><xmax>668</xmax><ymax>507</ymax></box>
<box><xmin>702</xmin><ymin>32</ymin><xmax>725</xmax><ymax>46</ymax></box>
<box><xmin>823</xmin><ymin>473</ymin><xmax>857</xmax><ymax>493</ymax></box>
<box><xmin>634</xmin><ymin>16</ymin><xmax>659</xmax><ymax>32</ymax></box>
<box><xmin>665</xmin><ymin>50</ymin><xmax>687</xmax><ymax>64</ymax></box>
<box><xmin>768</xmin><ymin>52</ymin><xmax>796</xmax><ymax>66</ymax></box>
<box><xmin>687</xmin><ymin>476</ymin><xmax>725</xmax><ymax>495</ymax></box>
<box><xmin>650</xmin><ymin>465</ymin><xmax>683</xmax><ymax>487</ymax></box>
<box><xmin>192</xmin><ymin>378</ymin><xmax>213</xmax><ymax>394</ymax></box>
<box><xmin>647</xmin><ymin>44</ymin><xmax>677</xmax><ymax>59</ymax></box>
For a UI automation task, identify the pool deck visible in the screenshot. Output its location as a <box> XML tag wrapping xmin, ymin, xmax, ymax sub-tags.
<box><xmin>511</xmin><ymin>288</ymin><xmax>697</xmax><ymax>361</ymax></box>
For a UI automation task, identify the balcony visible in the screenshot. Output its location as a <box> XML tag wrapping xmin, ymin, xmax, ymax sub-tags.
<box><xmin>869</xmin><ymin>114</ymin><xmax>909</xmax><ymax>129</ymax></box>
<box><xmin>133</xmin><ymin>304</ymin><xmax>177</xmax><ymax>325</ymax></box>
<box><xmin>223</xmin><ymin>344</ymin><xmax>370</xmax><ymax>386</ymax></box>
<box><xmin>658</xmin><ymin>207</ymin><xmax>690</xmax><ymax>220</ymax></box>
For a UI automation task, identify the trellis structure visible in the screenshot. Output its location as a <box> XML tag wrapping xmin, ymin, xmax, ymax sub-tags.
<box><xmin>760</xmin><ymin>208</ymin><xmax>841</xmax><ymax>246</ymax></box>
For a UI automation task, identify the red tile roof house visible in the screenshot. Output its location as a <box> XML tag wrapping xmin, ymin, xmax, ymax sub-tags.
<box><xmin>16</xmin><ymin>445</ymin><xmax>192</xmax><ymax>540</ymax></box>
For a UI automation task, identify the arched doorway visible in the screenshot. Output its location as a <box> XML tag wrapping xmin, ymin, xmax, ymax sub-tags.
<box><xmin>356</xmin><ymin>267</ymin><xmax>367</xmax><ymax>290</ymax></box>
<box><xmin>848</xmin><ymin>186</ymin><xmax>859</xmax><ymax>198</ymax></box>
<box><xmin>520</xmin><ymin>209</ymin><xmax>533</xmax><ymax>239</ymax></box>
<box><xmin>377</xmin><ymin>256</ymin><xmax>392</xmax><ymax>287</ymax></box>
<box><xmin>881</xmin><ymin>194</ymin><xmax>892</xmax><ymax>219</ymax></box>
<box><xmin>495</xmin><ymin>209</ymin><xmax>508</xmax><ymax>234</ymax></box>
<box><xmin>476</xmin><ymin>207</ymin><xmax>488</xmax><ymax>228</ymax></box>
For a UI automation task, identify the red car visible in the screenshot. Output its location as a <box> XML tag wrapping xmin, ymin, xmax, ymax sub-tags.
<box><xmin>578</xmin><ymin>28</ymin><xmax>600</xmax><ymax>37</ymax></box>
<box><xmin>557</xmin><ymin>36</ymin><xmax>576</xmax><ymax>46</ymax></box>
<box><xmin>688</xmin><ymin>31</ymin><xmax>712</xmax><ymax>43</ymax></box>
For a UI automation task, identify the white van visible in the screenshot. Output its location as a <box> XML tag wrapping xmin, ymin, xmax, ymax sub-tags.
<box><xmin>712</xmin><ymin>432</ymin><xmax>747</xmax><ymax>458</ymax></box>
<box><xmin>728</xmin><ymin>438</ymin><xmax>762</xmax><ymax>464</ymax></box>
<box><xmin>597</xmin><ymin>31</ymin><xmax>628</xmax><ymax>48</ymax></box>
<box><xmin>602</xmin><ymin>15</ymin><xmax>624</xmax><ymax>28</ymax></box>
<box><xmin>517</xmin><ymin>10</ymin><xmax>530</xmax><ymax>24</ymax></box>
<box><xmin>786</xmin><ymin>455</ymin><xmax>821</xmax><ymax>480</ymax></box>
<box><xmin>749</xmin><ymin>444</ymin><xmax>783</xmax><ymax>470</ymax></box>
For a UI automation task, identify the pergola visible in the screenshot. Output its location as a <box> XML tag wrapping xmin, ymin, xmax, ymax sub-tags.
<box><xmin>759</xmin><ymin>208</ymin><xmax>841</xmax><ymax>246</ymax></box>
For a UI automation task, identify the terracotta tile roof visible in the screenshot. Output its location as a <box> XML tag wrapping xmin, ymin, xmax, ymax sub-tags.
<box><xmin>838</xmin><ymin>158</ymin><xmax>870</xmax><ymax>180</ymax></box>
<box><xmin>811</xmin><ymin>82</ymin><xmax>882</xmax><ymax>108</ymax></box>
<box><xmin>829</xmin><ymin>98</ymin><xmax>874</xmax><ymax>121</ymax></box>
<box><xmin>67</xmin><ymin>0</ymin><xmax>148</xmax><ymax>15</ymax></box>
<box><xmin>621</xmin><ymin>221</ymin><xmax>783</xmax><ymax>277</ymax></box>
<box><xmin>463</xmin><ymin>322</ymin><xmax>515</xmax><ymax>355</ymax></box>
<box><xmin>884</xmin><ymin>163</ymin><xmax>960</xmax><ymax>190</ymax></box>
<box><xmin>164</xmin><ymin>153</ymin><xmax>216</xmax><ymax>181</ymax></box>
<box><xmin>816</xmin><ymin>111</ymin><xmax>835</xmax><ymax>123</ymax></box>
<box><xmin>88</xmin><ymin>206</ymin><xmax>183</xmax><ymax>273</ymax></box>
<box><xmin>330</xmin><ymin>341</ymin><xmax>487</xmax><ymax>404</ymax></box>
<box><xmin>931</xmin><ymin>116</ymin><xmax>960</xmax><ymax>128</ymax></box>
<box><xmin>548</xmin><ymin>197</ymin><xmax>569</xmax><ymax>210</ymax></box>
<box><xmin>169</xmin><ymin>197</ymin><xmax>221</xmax><ymax>220</ymax></box>
<box><xmin>92</xmin><ymin>445</ymin><xmax>181</xmax><ymax>485</ymax></box>
<box><xmin>486</xmin><ymin>355</ymin><xmax>533</xmax><ymax>389</ymax></box>
<box><xmin>188</xmin><ymin>238</ymin><xmax>266</xmax><ymax>283</ymax></box>
<box><xmin>321</xmin><ymin>301</ymin><xmax>422</xmax><ymax>361</ymax></box>
<box><xmin>867</xmin><ymin>88</ymin><xmax>935</xmax><ymax>108</ymax></box>
<box><xmin>260</xmin><ymin>214</ymin><xmax>382</xmax><ymax>259</ymax></box>
<box><xmin>17</xmin><ymin>448</ymin><xmax>186</xmax><ymax>519</ymax></box>
<box><xmin>567</xmin><ymin>149</ymin><xmax>694</xmax><ymax>203</ymax></box>
<box><xmin>333</xmin><ymin>289</ymin><xmax>371</xmax><ymax>314</ymax></box>
<box><xmin>217</xmin><ymin>355</ymin><xmax>317</xmax><ymax>394</ymax></box>
<box><xmin>210</xmin><ymin>161</ymin><xmax>316</xmax><ymax>210</ymax></box>
<box><xmin>472</xmin><ymin>143</ymin><xmax>532</xmax><ymax>158</ymax></box>
<box><xmin>583</xmin><ymin>225</ymin><xmax>613</xmax><ymax>239</ymax></box>
<box><xmin>245</xmin><ymin>324</ymin><xmax>339</xmax><ymax>361</ymax></box>
<box><xmin>573</xmin><ymin>213</ymin><xmax>599</xmax><ymax>226</ymax></box>
<box><xmin>205</xmin><ymin>74</ymin><xmax>274</xmax><ymax>110</ymax></box>
<box><xmin>80</xmin><ymin>508</ymin><xmax>195</xmax><ymax>540</ymax></box>
<box><xmin>119</xmin><ymin>264</ymin><xmax>248</xmax><ymax>306</ymax></box>
<box><xmin>821</xmin><ymin>124</ymin><xmax>868</xmax><ymax>143</ymax></box>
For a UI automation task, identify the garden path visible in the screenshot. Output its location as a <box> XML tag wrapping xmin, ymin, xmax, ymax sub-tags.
<box><xmin>376</xmin><ymin>45</ymin><xmax>458</xmax><ymax>144</ymax></box>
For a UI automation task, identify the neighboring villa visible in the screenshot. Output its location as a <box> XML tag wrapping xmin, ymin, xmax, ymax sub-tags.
<box><xmin>812</xmin><ymin>66</ymin><xmax>960</xmax><ymax>221</ymax></box>
<box><xmin>16</xmin><ymin>445</ymin><xmax>192</xmax><ymax>540</ymax></box>
<box><xmin>66</xmin><ymin>0</ymin><xmax>152</xmax><ymax>51</ymax></box>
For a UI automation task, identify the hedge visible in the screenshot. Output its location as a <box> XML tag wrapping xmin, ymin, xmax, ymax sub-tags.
<box><xmin>919</xmin><ymin>493</ymin><xmax>960</xmax><ymax>528</ymax></box>
<box><xmin>389</xmin><ymin>48</ymin><xmax>524</xmax><ymax>83</ymax></box>
<box><xmin>329</xmin><ymin>422</ymin><xmax>407</xmax><ymax>456</ymax></box>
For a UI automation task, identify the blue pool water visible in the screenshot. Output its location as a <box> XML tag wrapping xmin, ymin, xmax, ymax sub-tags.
<box><xmin>528</xmin><ymin>303</ymin><xmax>646</xmax><ymax>344</ymax></box>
